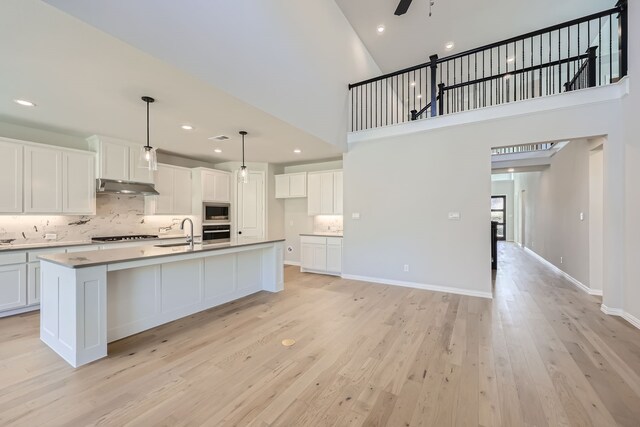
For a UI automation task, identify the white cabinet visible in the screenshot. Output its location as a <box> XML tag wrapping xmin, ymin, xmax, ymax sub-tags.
<box><xmin>27</xmin><ymin>263</ymin><xmax>40</xmax><ymax>305</ymax></box>
<box><xmin>307</xmin><ymin>170</ymin><xmax>343</xmax><ymax>215</ymax></box>
<box><xmin>148</xmin><ymin>164</ymin><xmax>192</xmax><ymax>214</ymax></box>
<box><xmin>0</xmin><ymin>264</ymin><xmax>27</xmax><ymax>311</ymax></box>
<box><xmin>88</xmin><ymin>135</ymin><xmax>153</xmax><ymax>184</ymax></box>
<box><xmin>275</xmin><ymin>172</ymin><xmax>307</xmax><ymax>198</ymax></box>
<box><xmin>63</xmin><ymin>151</ymin><xmax>96</xmax><ymax>214</ymax></box>
<box><xmin>0</xmin><ymin>139</ymin><xmax>23</xmax><ymax>213</ymax></box>
<box><xmin>24</xmin><ymin>145</ymin><xmax>95</xmax><ymax>214</ymax></box>
<box><xmin>300</xmin><ymin>236</ymin><xmax>342</xmax><ymax>276</ymax></box>
<box><xmin>200</xmin><ymin>169</ymin><xmax>231</xmax><ymax>203</ymax></box>
<box><xmin>24</xmin><ymin>145</ymin><xmax>63</xmax><ymax>213</ymax></box>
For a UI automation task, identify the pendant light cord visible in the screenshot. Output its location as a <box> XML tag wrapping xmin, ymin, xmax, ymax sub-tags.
<box><xmin>146</xmin><ymin>100</ymin><xmax>150</xmax><ymax>148</ymax></box>
<box><xmin>242</xmin><ymin>133</ymin><xmax>245</xmax><ymax>167</ymax></box>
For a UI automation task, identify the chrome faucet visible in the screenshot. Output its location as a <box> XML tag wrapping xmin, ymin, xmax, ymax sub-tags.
<box><xmin>180</xmin><ymin>218</ymin><xmax>195</xmax><ymax>250</ymax></box>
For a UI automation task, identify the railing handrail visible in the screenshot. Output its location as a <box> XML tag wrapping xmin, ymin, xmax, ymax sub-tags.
<box><xmin>348</xmin><ymin>5</ymin><xmax>622</xmax><ymax>90</ymax></box>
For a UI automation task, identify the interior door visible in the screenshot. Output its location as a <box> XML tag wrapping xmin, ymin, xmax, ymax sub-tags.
<box><xmin>236</xmin><ymin>171</ymin><xmax>265</xmax><ymax>238</ymax></box>
<box><xmin>491</xmin><ymin>195</ymin><xmax>507</xmax><ymax>241</ymax></box>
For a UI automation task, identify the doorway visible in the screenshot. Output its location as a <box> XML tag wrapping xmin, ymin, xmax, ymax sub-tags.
<box><xmin>491</xmin><ymin>195</ymin><xmax>507</xmax><ymax>241</ymax></box>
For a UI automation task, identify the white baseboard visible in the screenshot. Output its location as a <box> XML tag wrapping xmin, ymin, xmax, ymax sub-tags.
<box><xmin>340</xmin><ymin>274</ymin><xmax>493</xmax><ymax>300</ymax></box>
<box><xmin>284</xmin><ymin>260</ymin><xmax>300</xmax><ymax>266</ymax></box>
<box><xmin>523</xmin><ymin>247</ymin><xmax>602</xmax><ymax>296</ymax></box>
<box><xmin>0</xmin><ymin>304</ymin><xmax>39</xmax><ymax>318</ymax></box>
<box><xmin>601</xmin><ymin>304</ymin><xmax>640</xmax><ymax>330</ymax></box>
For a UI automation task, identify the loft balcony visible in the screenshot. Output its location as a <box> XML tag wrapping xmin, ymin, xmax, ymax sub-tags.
<box><xmin>348</xmin><ymin>1</ymin><xmax>628</xmax><ymax>133</ymax></box>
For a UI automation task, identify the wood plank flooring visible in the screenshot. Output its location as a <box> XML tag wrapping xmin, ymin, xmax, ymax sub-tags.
<box><xmin>1</xmin><ymin>242</ymin><xmax>640</xmax><ymax>426</ymax></box>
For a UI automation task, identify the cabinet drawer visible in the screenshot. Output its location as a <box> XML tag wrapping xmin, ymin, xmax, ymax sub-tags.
<box><xmin>327</xmin><ymin>237</ymin><xmax>343</xmax><ymax>246</ymax></box>
<box><xmin>28</xmin><ymin>248</ymin><xmax>67</xmax><ymax>262</ymax></box>
<box><xmin>300</xmin><ymin>236</ymin><xmax>327</xmax><ymax>245</ymax></box>
<box><xmin>0</xmin><ymin>252</ymin><xmax>27</xmax><ymax>266</ymax></box>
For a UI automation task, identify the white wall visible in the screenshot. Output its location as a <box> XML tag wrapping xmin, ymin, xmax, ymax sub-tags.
<box><xmin>589</xmin><ymin>142</ymin><xmax>604</xmax><ymax>293</ymax></box>
<box><xmin>344</xmin><ymin>90</ymin><xmax>624</xmax><ymax>300</ymax></box>
<box><xmin>491</xmin><ymin>179</ymin><xmax>515</xmax><ymax>241</ymax></box>
<box><xmin>282</xmin><ymin>160</ymin><xmax>343</xmax><ymax>264</ymax></box>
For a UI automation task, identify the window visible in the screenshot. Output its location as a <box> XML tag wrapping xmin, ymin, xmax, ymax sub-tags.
<box><xmin>491</xmin><ymin>195</ymin><xmax>506</xmax><ymax>241</ymax></box>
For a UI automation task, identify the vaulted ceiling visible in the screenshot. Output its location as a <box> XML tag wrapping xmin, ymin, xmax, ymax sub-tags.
<box><xmin>335</xmin><ymin>0</ymin><xmax>615</xmax><ymax>73</ymax></box>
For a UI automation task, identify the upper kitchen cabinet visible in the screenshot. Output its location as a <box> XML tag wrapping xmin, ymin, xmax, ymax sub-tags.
<box><xmin>87</xmin><ymin>135</ymin><xmax>154</xmax><ymax>184</ymax></box>
<box><xmin>275</xmin><ymin>172</ymin><xmax>307</xmax><ymax>198</ymax></box>
<box><xmin>193</xmin><ymin>168</ymin><xmax>231</xmax><ymax>203</ymax></box>
<box><xmin>147</xmin><ymin>163</ymin><xmax>192</xmax><ymax>215</ymax></box>
<box><xmin>24</xmin><ymin>145</ymin><xmax>63</xmax><ymax>213</ymax></box>
<box><xmin>0</xmin><ymin>138</ymin><xmax>24</xmax><ymax>213</ymax></box>
<box><xmin>307</xmin><ymin>170</ymin><xmax>343</xmax><ymax>215</ymax></box>
<box><xmin>63</xmin><ymin>151</ymin><xmax>96</xmax><ymax>214</ymax></box>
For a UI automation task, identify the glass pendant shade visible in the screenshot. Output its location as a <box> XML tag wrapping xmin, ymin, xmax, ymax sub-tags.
<box><xmin>139</xmin><ymin>145</ymin><xmax>158</xmax><ymax>171</ymax></box>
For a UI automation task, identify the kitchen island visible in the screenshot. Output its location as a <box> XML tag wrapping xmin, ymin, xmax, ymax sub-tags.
<box><xmin>38</xmin><ymin>237</ymin><xmax>284</xmax><ymax>367</ymax></box>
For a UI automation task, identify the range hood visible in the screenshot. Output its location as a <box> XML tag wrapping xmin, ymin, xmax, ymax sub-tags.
<box><xmin>96</xmin><ymin>179</ymin><xmax>159</xmax><ymax>196</ymax></box>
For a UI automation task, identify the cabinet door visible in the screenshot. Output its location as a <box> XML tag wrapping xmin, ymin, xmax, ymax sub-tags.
<box><xmin>27</xmin><ymin>262</ymin><xmax>40</xmax><ymax>305</ymax></box>
<box><xmin>301</xmin><ymin>243</ymin><xmax>315</xmax><ymax>269</ymax></box>
<box><xmin>63</xmin><ymin>151</ymin><xmax>95</xmax><ymax>214</ymax></box>
<box><xmin>213</xmin><ymin>172</ymin><xmax>230</xmax><ymax>203</ymax></box>
<box><xmin>275</xmin><ymin>175</ymin><xmax>290</xmax><ymax>198</ymax></box>
<box><xmin>333</xmin><ymin>171</ymin><xmax>343</xmax><ymax>215</ymax></box>
<box><xmin>201</xmin><ymin>171</ymin><xmax>216</xmax><ymax>202</ymax></box>
<box><xmin>173</xmin><ymin>167</ymin><xmax>192</xmax><ymax>214</ymax></box>
<box><xmin>154</xmin><ymin>164</ymin><xmax>174</xmax><ymax>214</ymax></box>
<box><xmin>320</xmin><ymin>172</ymin><xmax>334</xmax><ymax>214</ymax></box>
<box><xmin>129</xmin><ymin>147</ymin><xmax>154</xmax><ymax>184</ymax></box>
<box><xmin>24</xmin><ymin>146</ymin><xmax>63</xmax><ymax>213</ymax></box>
<box><xmin>312</xmin><ymin>244</ymin><xmax>327</xmax><ymax>271</ymax></box>
<box><xmin>0</xmin><ymin>264</ymin><xmax>27</xmax><ymax>311</ymax></box>
<box><xmin>326</xmin><ymin>240</ymin><xmax>342</xmax><ymax>274</ymax></box>
<box><xmin>289</xmin><ymin>173</ymin><xmax>307</xmax><ymax>197</ymax></box>
<box><xmin>0</xmin><ymin>140</ymin><xmax>23</xmax><ymax>212</ymax></box>
<box><xmin>100</xmin><ymin>140</ymin><xmax>129</xmax><ymax>181</ymax></box>
<box><xmin>307</xmin><ymin>173</ymin><xmax>321</xmax><ymax>215</ymax></box>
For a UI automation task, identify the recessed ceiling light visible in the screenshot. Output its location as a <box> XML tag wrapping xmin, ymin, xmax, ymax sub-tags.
<box><xmin>508</xmin><ymin>168</ymin><xmax>515</xmax><ymax>172</ymax></box>
<box><xmin>214</xmin><ymin>149</ymin><xmax>222</xmax><ymax>153</ymax></box>
<box><xmin>445</xmin><ymin>42</ymin><xmax>455</xmax><ymax>50</ymax></box>
<box><xmin>14</xmin><ymin>99</ymin><xmax>36</xmax><ymax>107</ymax></box>
<box><xmin>181</xmin><ymin>124</ymin><xmax>194</xmax><ymax>130</ymax></box>
<box><xmin>504</xmin><ymin>74</ymin><xmax>511</xmax><ymax>80</ymax></box>
<box><xmin>377</xmin><ymin>25</ymin><xmax>385</xmax><ymax>34</ymax></box>
<box><xmin>293</xmin><ymin>149</ymin><xmax>302</xmax><ymax>154</ymax></box>
<box><xmin>410</xmin><ymin>81</ymin><xmax>416</xmax><ymax>87</ymax></box>
<box><xmin>416</xmin><ymin>94</ymin><xmax>422</xmax><ymax>99</ymax></box>
<box><xmin>507</xmin><ymin>57</ymin><xmax>515</xmax><ymax>63</ymax></box>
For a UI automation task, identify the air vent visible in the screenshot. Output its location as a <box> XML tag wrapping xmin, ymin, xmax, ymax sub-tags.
<box><xmin>208</xmin><ymin>135</ymin><xmax>230</xmax><ymax>141</ymax></box>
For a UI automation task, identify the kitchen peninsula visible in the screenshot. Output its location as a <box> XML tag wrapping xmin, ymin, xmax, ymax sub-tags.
<box><xmin>38</xmin><ymin>237</ymin><xmax>284</xmax><ymax>367</ymax></box>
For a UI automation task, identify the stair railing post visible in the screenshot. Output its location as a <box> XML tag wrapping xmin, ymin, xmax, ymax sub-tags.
<box><xmin>616</xmin><ymin>0</ymin><xmax>628</xmax><ymax>78</ymax></box>
<box><xmin>429</xmin><ymin>55</ymin><xmax>439</xmax><ymax>117</ymax></box>
<box><xmin>587</xmin><ymin>46</ymin><xmax>598</xmax><ymax>87</ymax></box>
<box><xmin>437</xmin><ymin>83</ymin><xmax>445</xmax><ymax>116</ymax></box>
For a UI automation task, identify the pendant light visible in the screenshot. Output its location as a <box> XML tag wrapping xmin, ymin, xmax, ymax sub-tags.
<box><xmin>238</xmin><ymin>131</ymin><xmax>249</xmax><ymax>184</ymax></box>
<box><xmin>138</xmin><ymin>96</ymin><xmax>158</xmax><ymax>171</ymax></box>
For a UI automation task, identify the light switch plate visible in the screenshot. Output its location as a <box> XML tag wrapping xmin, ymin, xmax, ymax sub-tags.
<box><xmin>352</xmin><ymin>213</ymin><xmax>360</xmax><ymax>220</ymax></box>
<box><xmin>579</xmin><ymin>212</ymin><xmax>584</xmax><ymax>221</ymax></box>
<box><xmin>44</xmin><ymin>233</ymin><xmax>57</xmax><ymax>240</ymax></box>
<box><xmin>448</xmin><ymin>212</ymin><xmax>461</xmax><ymax>220</ymax></box>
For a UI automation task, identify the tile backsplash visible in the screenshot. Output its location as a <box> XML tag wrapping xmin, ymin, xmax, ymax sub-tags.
<box><xmin>313</xmin><ymin>215</ymin><xmax>343</xmax><ymax>233</ymax></box>
<box><xmin>0</xmin><ymin>194</ymin><xmax>193</xmax><ymax>246</ymax></box>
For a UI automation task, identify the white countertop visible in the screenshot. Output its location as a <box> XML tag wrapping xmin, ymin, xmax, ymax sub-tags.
<box><xmin>39</xmin><ymin>237</ymin><xmax>285</xmax><ymax>268</ymax></box>
<box><xmin>0</xmin><ymin>234</ymin><xmax>198</xmax><ymax>253</ymax></box>
<box><xmin>300</xmin><ymin>232</ymin><xmax>343</xmax><ymax>237</ymax></box>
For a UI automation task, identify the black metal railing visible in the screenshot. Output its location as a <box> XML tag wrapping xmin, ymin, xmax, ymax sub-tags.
<box><xmin>349</xmin><ymin>1</ymin><xmax>627</xmax><ymax>132</ymax></box>
<box><xmin>491</xmin><ymin>143</ymin><xmax>555</xmax><ymax>156</ymax></box>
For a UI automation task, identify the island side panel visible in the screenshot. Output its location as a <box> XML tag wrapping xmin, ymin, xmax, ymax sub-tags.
<box><xmin>40</xmin><ymin>261</ymin><xmax>107</xmax><ymax>368</ymax></box>
<box><xmin>261</xmin><ymin>241</ymin><xmax>284</xmax><ymax>292</ymax></box>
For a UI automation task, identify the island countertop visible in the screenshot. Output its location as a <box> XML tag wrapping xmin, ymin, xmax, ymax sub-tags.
<box><xmin>39</xmin><ymin>237</ymin><xmax>285</xmax><ymax>268</ymax></box>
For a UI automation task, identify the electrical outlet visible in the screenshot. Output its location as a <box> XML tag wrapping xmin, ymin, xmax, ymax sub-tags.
<box><xmin>44</xmin><ymin>233</ymin><xmax>57</xmax><ymax>240</ymax></box>
<box><xmin>159</xmin><ymin>228</ymin><xmax>168</xmax><ymax>234</ymax></box>
<box><xmin>403</xmin><ymin>264</ymin><xmax>409</xmax><ymax>272</ymax></box>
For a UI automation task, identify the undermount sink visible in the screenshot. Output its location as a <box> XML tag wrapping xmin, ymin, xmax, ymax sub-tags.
<box><xmin>154</xmin><ymin>242</ymin><xmax>192</xmax><ymax>248</ymax></box>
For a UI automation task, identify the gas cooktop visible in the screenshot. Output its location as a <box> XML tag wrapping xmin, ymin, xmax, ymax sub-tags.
<box><xmin>91</xmin><ymin>234</ymin><xmax>159</xmax><ymax>242</ymax></box>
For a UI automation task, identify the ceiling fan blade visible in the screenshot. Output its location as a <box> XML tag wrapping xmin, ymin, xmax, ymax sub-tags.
<box><xmin>394</xmin><ymin>0</ymin><xmax>413</xmax><ymax>16</ymax></box>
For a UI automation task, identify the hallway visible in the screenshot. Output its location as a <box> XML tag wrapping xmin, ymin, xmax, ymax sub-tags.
<box><xmin>0</xmin><ymin>243</ymin><xmax>639</xmax><ymax>425</ymax></box>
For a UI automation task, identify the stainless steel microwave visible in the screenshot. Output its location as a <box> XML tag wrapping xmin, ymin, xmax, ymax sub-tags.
<box><xmin>203</xmin><ymin>203</ymin><xmax>230</xmax><ymax>224</ymax></box>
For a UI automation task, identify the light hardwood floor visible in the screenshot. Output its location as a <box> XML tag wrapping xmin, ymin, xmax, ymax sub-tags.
<box><xmin>1</xmin><ymin>243</ymin><xmax>640</xmax><ymax>426</ymax></box>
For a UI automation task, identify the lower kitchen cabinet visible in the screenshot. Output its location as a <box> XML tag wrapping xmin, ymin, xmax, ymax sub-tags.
<box><xmin>27</xmin><ymin>263</ymin><xmax>40</xmax><ymax>305</ymax></box>
<box><xmin>0</xmin><ymin>264</ymin><xmax>27</xmax><ymax>312</ymax></box>
<box><xmin>300</xmin><ymin>236</ymin><xmax>342</xmax><ymax>276</ymax></box>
